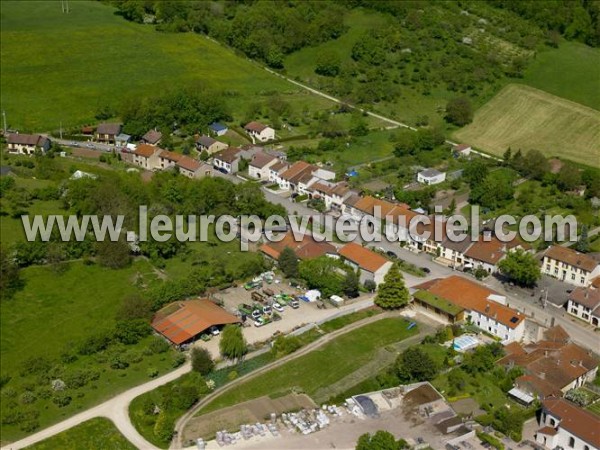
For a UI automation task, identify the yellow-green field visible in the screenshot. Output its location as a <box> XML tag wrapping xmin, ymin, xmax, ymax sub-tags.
<box><xmin>454</xmin><ymin>84</ymin><xmax>600</xmax><ymax>167</ymax></box>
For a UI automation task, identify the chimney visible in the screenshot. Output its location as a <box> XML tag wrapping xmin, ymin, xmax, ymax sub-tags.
<box><xmin>485</xmin><ymin>304</ymin><xmax>490</xmax><ymax>313</ymax></box>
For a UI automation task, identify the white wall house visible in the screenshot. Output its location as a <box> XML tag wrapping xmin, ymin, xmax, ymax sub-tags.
<box><xmin>244</xmin><ymin>121</ymin><xmax>275</xmax><ymax>142</ymax></box>
<box><xmin>248</xmin><ymin>152</ymin><xmax>278</xmax><ymax>180</ymax></box>
<box><xmin>132</xmin><ymin>144</ymin><xmax>161</xmax><ymax>170</ymax></box>
<box><xmin>566</xmin><ymin>287</ymin><xmax>600</xmax><ymax>327</ymax></box>
<box><xmin>6</xmin><ymin>133</ymin><xmax>51</xmax><ymax>155</ymax></box>
<box><xmin>417</xmin><ymin>168</ymin><xmax>446</xmax><ymax>185</ymax></box>
<box><xmin>542</xmin><ymin>246</ymin><xmax>600</xmax><ymax>287</ymax></box>
<box><xmin>536</xmin><ymin>398</ymin><xmax>600</xmax><ymax>450</ymax></box>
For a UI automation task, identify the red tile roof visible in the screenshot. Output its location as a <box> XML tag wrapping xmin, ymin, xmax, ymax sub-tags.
<box><xmin>159</xmin><ymin>150</ymin><xmax>183</xmax><ymax>162</ymax></box>
<box><xmin>250</xmin><ymin>152</ymin><xmax>277</xmax><ymax>169</ymax></box>
<box><xmin>414</xmin><ymin>275</ymin><xmax>525</xmax><ymax>329</ymax></box>
<box><xmin>280</xmin><ymin>161</ymin><xmax>315</xmax><ymax>182</ymax></box>
<box><xmin>151</xmin><ymin>299</ymin><xmax>240</xmax><ymax>345</ymax></box>
<box><xmin>177</xmin><ymin>156</ymin><xmax>201</xmax><ymax>172</ymax></box>
<box><xmin>465</xmin><ymin>235</ymin><xmax>531</xmax><ymax>266</ymax></box>
<box><xmin>339</xmin><ymin>243</ymin><xmax>390</xmax><ymax>273</ymax></box>
<box><xmin>543</xmin><ymin>398</ymin><xmax>600</xmax><ymax>447</ymax></box>
<box><xmin>244</xmin><ymin>121</ymin><xmax>268</xmax><ymax>133</ymax></box>
<box><xmin>7</xmin><ymin>133</ymin><xmax>48</xmax><ymax>146</ymax></box>
<box><xmin>215</xmin><ymin>147</ymin><xmax>242</xmax><ymax>164</ymax></box>
<box><xmin>569</xmin><ymin>286</ymin><xmax>600</xmax><ymax>310</ymax></box>
<box><xmin>544</xmin><ymin>246</ymin><xmax>599</xmax><ymax>272</ymax></box>
<box><xmin>260</xmin><ymin>231</ymin><xmax>336</xmax><ymax>261</ymax></box>
<box><xmin>133</xmin><ymin>143</ymin><xmax>160</xmax><ymax>158</ymax></box>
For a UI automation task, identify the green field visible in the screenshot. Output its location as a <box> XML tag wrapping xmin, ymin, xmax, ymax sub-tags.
<box><xmin>0</xmin><ymin>1</ymin><xmax>336</xmax><ymax>132</ymax></box>
<box><xmin>523</xmin><ymin>42</ymin><xmax>600</xmax><ymax>111</ymax></box>
<box><xmin>454</xmin><ymin>84</ymin><xmax>600</xmax><ymax>167</ymax></box>
<box><xmin>27</xmin><ymin>418</ymin><xmax>135</xmax><ymax>450</ymax></box>
<box><xmin>197</xmin><ymin>317</ymin><xmax>418</xmax><ymax>415</ymax></box>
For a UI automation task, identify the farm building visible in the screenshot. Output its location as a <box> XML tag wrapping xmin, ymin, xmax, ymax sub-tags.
<box><xmin>338</xmin><ymin>242</ymin><xmax>392</xmax><ymax>285</ymax></box>
<box><xmin>151</xmin><ymin>299</ymin><xmax>241</xmax><ymax>346</ymax></box>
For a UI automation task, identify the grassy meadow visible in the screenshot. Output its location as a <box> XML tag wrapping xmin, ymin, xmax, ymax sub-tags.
<box><xmin>0</xmin><ymin>1</ymin><xmax>337</xmax><ymax>132</ymax></box>
<box><xmin>197</xmin><ymin>317</ymin><xmax>418</xmax><ymax>415</ymax></box>
<box><xmin>27</xmin><ymin>418</ymin><xmax>135</xmax><ymax>450</ymax></box>
<box><xmin>523</xmin><ymin>42</ymin><xmax>600</xmax><ymax>111</ymax></box>
<box><xmin>454</xmin><ymin>84</ymin><xmax>600</xmax><ymax>167</ymax></box>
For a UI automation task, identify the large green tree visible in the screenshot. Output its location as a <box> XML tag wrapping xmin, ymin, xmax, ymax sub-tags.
<box><xmin>219</xmin><ymin>325</ymin><xmax>247</xmax><ymax>361</ymax></box>
<box><xmin>356</xmin><ymin>430</ymin><xmax>408</xmax><ymax>450</ymax></box>
<box><xmin>498</xmin><ymin>249</ymin><xmax>541</xmax><ymax>287</ymax></box>
<box><xmin>374</xmin><ymin>263</ymin><xmax>409</xmax><ymax>309</ymax></box>
<box><xmin>397</xmin><ymin>347</ymin><xmax>439</xmax><ymax>382</ymax></box>
<box><xmin>445</xmin><ymin>97</ymin><xmax>473</xmax><ymax>126</ymax></box>
<box><xmin>278</xmin><ymin>247</ymin><xmax>299</xmax><ymax>278</ymax></box>
<box><xmin>191</xmin><ymin>347</ymin><xmax>214</xmax><ymax>375</ymax></box>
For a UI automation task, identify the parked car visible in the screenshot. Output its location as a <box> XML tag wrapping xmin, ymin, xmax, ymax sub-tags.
<box><xmin>209</xmin><ymin>326</ymin><xmax>220</xmax><ymax>336</ymax></box>
<box><xmin>386</xmin><ymin>250</ymin><xmax>398</xmax><ymax>259</ymax></box>
<box><xmin>421</xmin><ymin>267</ymin><xmax>431</xmax><ymax>274</ymax></box>
<box><xmin>254</xmin><ymin>317</ymin><xmax>266</xmax><ymax>327</ymax></box>
<box><xmin>289</xmin><ymin>298</ymin><xmax>300</xmax><ymax>309</ymax></box>
<box><xmin>251</xmin><ymin>309</ymin><xmax>262</xmax><ymax>320</ymax></box>
<box><xmin>262</xmin><ymin>305</ymin><xmax>272</xmax><ymax>315</ymax></box>
<box><xmin>272</xmin><ymin>302</ymin><xmax>284</xmax><ymax>313</ymax></box>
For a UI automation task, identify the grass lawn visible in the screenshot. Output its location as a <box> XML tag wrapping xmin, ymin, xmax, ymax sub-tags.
<box><xmin>197</xmin><ymin>317</ymin><xmax>418</xmax><ymax>415</ymax></box>
<box><xmin>0</xmin><ymin>1</ymin><xmax>336</xmax><ymax>132</ymax></box>
<box><xmin>27</xmin><ymin>418</ymin><xmax>135</xmax><ymax>450</ymax></box>
<box><xmin>523</xmin><ymin>42</ymin><xmax>600</xmax><ymax>111</ymax></box>
<box><xmin>587</xmin><ymin>401</ymin><xmax>600</xmax><ymax>417</ymax></box>
<box><xmin>589</xmin><ymin>235</ymin><xmax>600</xmax><ymax>253</ymax></box>
<box><xmin>454</xmin><ymin>84</ymin><xmax>600</xmax><ymax>168</ymax></box>
<box><xmin>0</xmin><ymin>199</ymin><xmax>64</xmax><ymax>244</ymax></box>
<box><xmin>432</xmin><ymin>371</ymin><xmax>511</xmax><ymax>412</ymax></box>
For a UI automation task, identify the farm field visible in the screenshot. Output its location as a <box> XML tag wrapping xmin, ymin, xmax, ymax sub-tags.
<box><xmin>0</xmin><ymin>1</ymin><xmax>338</xmax><ymax>132</ymax></box>
<box><xmin>27</xmin><ymin>418</ymin><xmax>135</xmax><ymax>450</ymax></box>
<box><xmin>453</xmin><ymin>84</ymin><xmax>600</xmax><ymax>168</ymax></box>
<box><xmin>196</xmin><ymin>317</ymin><xmax>418</xmax><ymax>415</ymax></box>
<box><xmin>522</xmin><ymin>42</ymin><xmax>600</xmax><ymax>111</ymax></box>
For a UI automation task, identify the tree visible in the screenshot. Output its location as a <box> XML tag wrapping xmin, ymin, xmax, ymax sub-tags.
<box><xmin>364</xmin><ymin>279</ymin><xmax>377</xmax><ymax>292</ymax></box>
<box><xmin>575</xmin><ymin>225</ymin><xmax>590</xmax><ymax>253</ymax></box>
<box><xmin>463</xmin><ymin>160</ymin><xmax>489</xmax><ymax>188</ymax></box>
<box><xmin>219</xmin><ymin>325</ymin><xmax>247</xmax><ymax>361</ymax></box>
<box><xmin>278</xmin><ymin>247</ymin><xmax>299</xmax><ymax>278</ymax></box>
<box><xmin>498</xmin><ymin>249</ymin><xmax>541</xmax><ymax>287</ymax></box>
<box><xmin>445</xmin><ymin>97</ymin><xmax>473</xmax><ymax>126</ymax></box>
<box><xmin>315</xmin><ymin>50</ymin><xmax>341</xmax><ymax>77</ymax></box>
<box><xmin>191</xmin><ymin>347</ymin><xmax>214</xmax><ymax>375</ymax></box>
<box><xmin>356</xmin><ymin>430</ymin><xmax>407</xmax><ymax>450</ymax></box>
<box><xmin>397</xmin><ymin>347</ymin><xmax>439</xmax><ymax>381</ymax></box>
<box><xmin>0</xmin><ymin>247</ymin><xmax>22</xmax><ymax>300</ymax></box>
<box><xmin>520</xmin><ymin>150</ymin><xmax>549</xmax><ymax>180</ymax></box>
<box><xmin>374</xmin><ymin>263</ymin><xmax>409</xmax><ymax>309</ymax></box>
<box><xmin>96</xmin><ymin>238</ymin><xmax>131</xmax><ymax>269</ymax></box>
<box><xmin>298</xmin><ymin>256</ymin><xmax>343</xmax><ymax>297</ymax></box>
<box><xmin>557</xmin><ymin>163</ymin><xmax>582</xmax><ymax>191</ymax></box>
<box><xmin>342</xmin><ymin>270</ymin><xmax>360</xmax><ymax>298</ymax></box>
<box><xmin>503</xmin><ymin>147</ymin><xmax>512</xmax><ymax>165</ymax></box>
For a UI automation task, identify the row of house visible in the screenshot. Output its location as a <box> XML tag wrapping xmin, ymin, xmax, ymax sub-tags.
<box><xmin>566</xmin><ymin>283</ymin><xmax>600</xmax><ymax>326</ymax></box>
<box><xmin>259</xmin><ymin>232</ymin><xmax>392</xmax><ymax>286</ymax></box>
<box><xmin>498</xmin><ymin>324</ymin><xmax>598</xmax><ymax>403</ymax></box>
<box><xmin>131</xmin><ymin>144</ymin><xmax>213</xmax><ymax>178</ymax></box>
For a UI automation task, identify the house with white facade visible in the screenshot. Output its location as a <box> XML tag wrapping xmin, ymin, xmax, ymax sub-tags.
<box><xmin>213</xmin><ymin>147</ymin><xmax>242</xmax><ymax>174</ymax></box>
<box><xmin>542</xmin><ymin>246</ymin><xmax>600</xmax><ymax>287</ymax></box>
<box><xmin>209</xmin><ymin>122</ymin><xmax>228</xmax><ymax>137</ymax></box>
<box><xmin>248</xmin><ymin>152</ymin><xmax>278</xmax><ymax>180</ymax></box>
<box><xmin>177</xmin><ymin>157</ymin><xmax>213</xmax><ymax>179</ymax></box>
<box><xmin>453</xmin><ymin>143</ymin><xmax>472</xmax><ymax>157</ymax></box>
<box><xmin>275</xmin><ymin>161</ymin><xmax>316</xmax><ymax>191</ymax></box>
<box><xmin>417</xmin><ymin>168</ymin><xmax>446</xmax><ymax>185</ymax></box>
<box><xmin>567</xmin><ymin>287</ymin><xmax>600</xmax><ymax>327</ymax></box>
<box><xmin>268</xmin><ymin>160</ymin><xmax>289</xmax><ymax>183</ymax></box>
<box><xmin>244</xmin><ymin>121</ymin><xmax>275</xmax><ymax>142</ymax></box>
<box><xmin>338</xmin><ymin>242</ymin><xmax>392</xmax><ymax>285</ymax></box>
<box><xmin>536</xmin><ymin>398</ymin><xmax>600</xmax><ymax>450</ymax></box>
<box><xmin>6</xmin><ymin>133</ymin><xmax>51</xmax><ymax>155</ymax></box>
<box><xmin>132</xmin><ymin>144</ymin><xmax>161</xmax><ymax>170</ymax></box>
<box><xmin>463</xmin><ymin>233</ymin><xmax>532</xmax><ymax>274</ymax></box>
<box><xmin>413</xmin><ymin>275</ymin><xmax>526</xmax><ymax>342</ymax></box>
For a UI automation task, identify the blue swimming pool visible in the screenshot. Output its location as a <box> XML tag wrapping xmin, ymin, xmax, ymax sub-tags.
<box><xmin>453</xmin><ymin>335</ymin><xmax>479</xmax><ymax>351</ymax></box>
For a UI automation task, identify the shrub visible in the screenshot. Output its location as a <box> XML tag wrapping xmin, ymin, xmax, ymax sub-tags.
<box><xmin>271</xmin><ymin>335</ymin><xmax>302</xmax><ymax>358</ymax></box>
<box><xmin>52</xmin><ymin>393</ymin><xmax>72</xmax><ymax>407</ymax></box>
<box><xmin>149</xmin><ymin>337</ymin><xmax>171</xmax><ymax>354</ymax></box>
<box><xmin>227</xmin><ymin>370</ymin><xmax>238</xmax><ymax>381</ymax></box>
<box><xmin>172</xmin><ymin>353</ymin><xmax>186</xmax><ymax>368</ymax></box>
<box><xmin>147</xmin><ymin>368</ymin><xmax>159</xmax><ymax>378</ymax></box>
<box><xmin>20</xmin><ymin>391</ymin><xmax>36</xmax><ymax>405</ymax></box>
<box><xmin>191</xmin><ymin>348</ymin><xmax>214</xmax><ymax>375</ymax></box>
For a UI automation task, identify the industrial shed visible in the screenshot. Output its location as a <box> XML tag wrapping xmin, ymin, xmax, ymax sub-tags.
<box><xmin>151</xmin><ymin>299</ymin><xmax>240</xmax><ymax>345</ymax></box>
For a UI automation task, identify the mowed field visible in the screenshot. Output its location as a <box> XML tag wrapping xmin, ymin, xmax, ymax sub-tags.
<box><xmin>454</xmin><ymin>84</ymin><xmax>600</xmax><ymax>167</ymax></box>
<box><xmin>0</xmin><ymin>1</ymin><xmax>331</xmax><ymax>132</ymax></box>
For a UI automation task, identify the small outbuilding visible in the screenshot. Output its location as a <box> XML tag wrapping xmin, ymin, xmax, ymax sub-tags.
<box><xmin>417</xmin><ymin>168</ymin><xmax>446</xmax><ymax>185</ymax></box>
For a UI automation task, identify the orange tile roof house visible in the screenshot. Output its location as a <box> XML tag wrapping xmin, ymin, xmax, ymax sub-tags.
<box><xmin>498</xmin><ymin>325</ymin><xmax>599</xmax><ymax>402</ymax></box>
<box><xmin>413</xmin><ymin>275</ymin><xmax>525</xmax><ymax>342</ymax></box>
<box><xmin>542</xmin><ymin>245</ymin><xmax>600</xmax><ymax>287</ymax></box>
<box><xmin>151</xmin><ymin>299</ymin><xmax>240</xmax><ymax>345</ymax></box>
<box><xmin>260</xmin><ymin>231</ymin><xmax>337</xmax><ymax>261</ymax></box>
<box><xmin>338</xmin><ymin>242</ymin><xmax>392</xmax><ymax>285</ymax></box>
<box><xmin>463</xmin><ymin>234</ymin><xmax>532</xmax><ymax>274</ymax></box>
<box><xmin>535</xmin><ymin>398</ymin><xmax>600</xmax><ymax>449</ymax></box>
<box><xmin>132</xmin><ymin>144</ymin><xmax>161</xmax><ymax>170</ymax></box>
<box><xmin>6</xmin><ymin>133</ymin><xmax>51</xmax><ymax>155</ymax></box>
